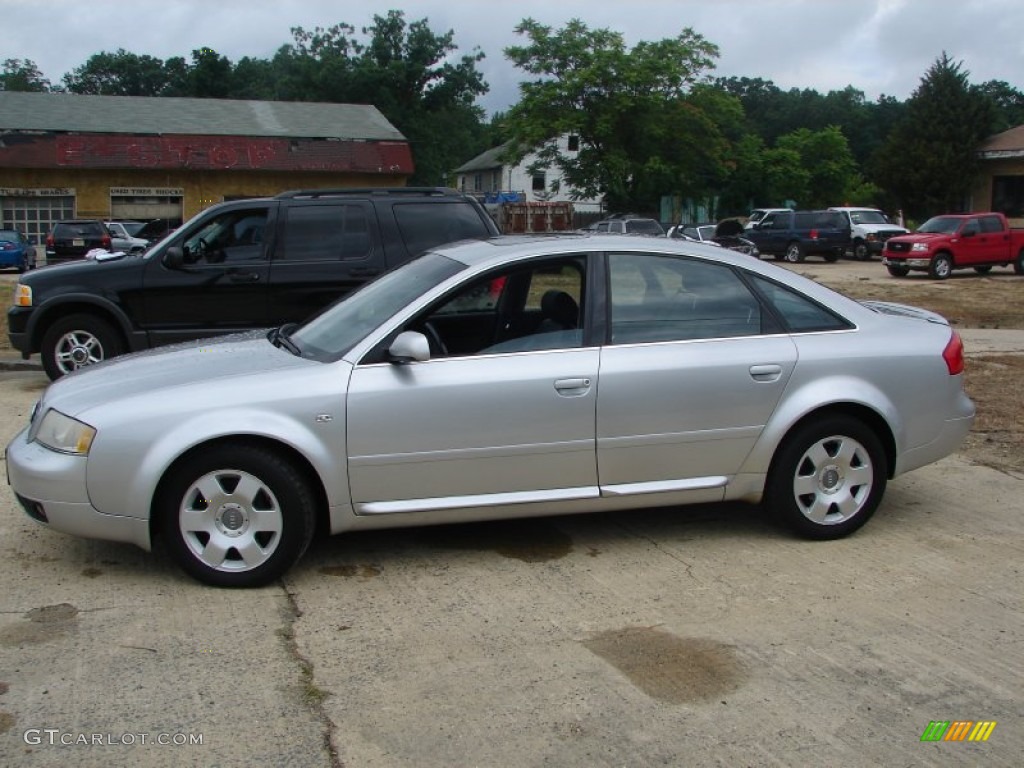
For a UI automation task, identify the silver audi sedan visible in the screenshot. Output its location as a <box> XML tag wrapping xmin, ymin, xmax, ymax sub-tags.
<box><xmin>6</xmin><ymin>235</ymin><xmax>975</xmax><ymax>587</ymax></box>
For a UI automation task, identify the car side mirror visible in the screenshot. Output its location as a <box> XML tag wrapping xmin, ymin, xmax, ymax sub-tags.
<box><xmin>163</xmin><ymin>246</ymin><xmax>186</xmax><ymax>269</ymax></box>
<box><xmin>388</xmin><ymin>331</ymin><xmax>430</xmax><ymax>363</ymax></box>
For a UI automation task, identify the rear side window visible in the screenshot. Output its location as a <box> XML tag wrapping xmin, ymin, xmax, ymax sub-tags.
<box><xmin>748</xmin><ymin>274</ymin><xmax>851</xmax><ymax>332</ymax></box>
<box><xmin>393</xmin><ymin>202</ymin><xmax>492</xmax><ymax>255</ymax></box>
<box><xmin>793</xmin><ymin>213</ymin><xmax>815</xmax><ymax>229</ymax></box>
<box><xmin>280</xmin><ymin>204</ymin><xmax>374</xmax><ymax>261</ymax></box>
<box><xmin>980</xmin><ymin>215</ymin><xmax>1004</xmax><ymax>233</ymax></box>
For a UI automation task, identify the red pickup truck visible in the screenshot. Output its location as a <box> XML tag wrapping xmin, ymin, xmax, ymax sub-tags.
<box><xmin>882</xmin><ymin>212</ymin><xmax>1024</xmax><ymax>279</ymax></box>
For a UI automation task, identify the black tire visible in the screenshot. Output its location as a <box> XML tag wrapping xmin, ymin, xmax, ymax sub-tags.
<box><xmin>973</xmin><ymin>266</ymin><xmax>992</xmax><ymax>274</ymax></box>
<box><xmin>1015</xmin><ymin>249</ymin><xmax>1024</xmax><ymax>275</ymax></box>
<box><xmin>783</xmin><ymin>242</ymin><xmax>804</xmax><ymax>263</ymax></box>
<box><xmin>823</xmin><ymin>251</ymin><xmax>840</xmax><ymax>263</ymax></box>
<box><xmin>853</xmin><ymin>240</ymin><xmax>870</xmax><ymax>261</ymax></box>
<box><xmin>886</xmin><ymin>264</ymin><xmax>910</xmax><ymax>278</ymax></box>
<box><xmin>158</xmin><ymin>443</ymin><xmax>316</xmax><ymax>588</ymax></box>
<box><xmin>929</xmin><ymin>253</ymin><xmax>953</xmax><ymax>280</ymax></box>
<box><xmin>40</xmin><ymin>313</ymin><xmax>125</xmax><ymax>380</ymax></box>
<box><xmin>766</xmin><ymin>415</ymin><xmax>887</xmax><ymax>540</ymax></box>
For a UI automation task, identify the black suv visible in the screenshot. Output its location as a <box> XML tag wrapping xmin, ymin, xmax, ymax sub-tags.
<box><xmin>744</xmin><ymin>210</ymin><xmax>851</xmax><ymax>263</ymax></box>
<box><xmin>10</xmin><ymin>188</ymin><xmax>500</xmax><ymax>379</ymax></box>
<box><xmin>44</xmin><ymin>220</ymin><xmax>113</xmax><ymax>263</ymax></box>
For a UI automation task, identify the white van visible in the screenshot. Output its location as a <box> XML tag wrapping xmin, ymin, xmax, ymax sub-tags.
<box><xmin>828</xmin><ymin>207</ymin><xmax>908</xmax><ymax>260</ymax></box>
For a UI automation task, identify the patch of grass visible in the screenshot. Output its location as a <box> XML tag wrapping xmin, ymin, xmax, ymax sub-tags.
<box><xmin>0</xmin><ymin>281</ymin><xmax>12</xmax><ymax>349</ymax></box>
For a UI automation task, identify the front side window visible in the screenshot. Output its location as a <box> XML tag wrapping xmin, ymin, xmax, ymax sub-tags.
<box><xmin>608</xmin><ymin>253</ymin><xmax>764</xmax><ymax>344</ymax></box>
<box><xmin>181</xmin><ymin>206</ymin><xmax>269</xmax><ymax>264</ymax></box>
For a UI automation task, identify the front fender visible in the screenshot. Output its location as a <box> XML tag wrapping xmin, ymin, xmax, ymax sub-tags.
<box><xmin>85</xmin><ymin>407</ymin><xmax>349</xmax><ymax>521</ymax></box>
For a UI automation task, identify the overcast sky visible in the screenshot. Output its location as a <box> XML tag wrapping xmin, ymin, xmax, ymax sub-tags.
<box><xmin>4</xmin><ymin>0</ymin><xmax>1023</xmax><ymax>116</ymax></box>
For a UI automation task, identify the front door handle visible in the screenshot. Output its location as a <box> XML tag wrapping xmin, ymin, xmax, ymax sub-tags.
<box><xmin>227</xmin><ymin>271</ymin><xmax>261</xmax><ymax>283</ymax></box>
<box><xmin>554</xmin><ymin>377</ymin><xmax>592</xmax><ymax>396</ymax></box>
<box><xmin>749</xmin><ymin>364</ymin><xmax>783</xmax><ymax>382</ymax></box>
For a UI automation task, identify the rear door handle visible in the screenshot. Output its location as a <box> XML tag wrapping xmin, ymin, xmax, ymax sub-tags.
<box><xmin>749</xmin><ymin>364</ymin><xmax>783</xmax><ymax>382</ymax></box>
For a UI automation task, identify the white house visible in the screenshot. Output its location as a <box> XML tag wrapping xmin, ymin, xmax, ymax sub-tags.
<box><xmin>452</xmin><ymin>135</ymin><xmax>604</xmax><ymax>213</ymax></box>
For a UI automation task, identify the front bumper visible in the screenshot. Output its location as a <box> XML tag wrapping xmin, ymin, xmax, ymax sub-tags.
<box><xmin>5</xmin><ymin>428</ymin><xmax>151</xmax><ymax>550</ymax></box>
<box><xmin>882</xmin><ymin>256</ymin><xmax>932</xmax><ymax>269</ymax></box>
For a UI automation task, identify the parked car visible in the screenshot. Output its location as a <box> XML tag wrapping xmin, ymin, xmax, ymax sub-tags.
<box><xmin>44</xmin><ymin>220</ymin><xmax>112</xmax><ymax>264</ymax></box>
<box><xmin>592</xmin><ymin>217</ymin><xmax>665</xmax><ymax>236</ymax></box>
<box><xmin>133</xmin><ymin>218</ymin><xmax>181</xmax><ymax>247</ymax></box>
<box><xmin>667</xmin><ymin>222</ymin><xmax>760</xmax><ymax>258</ymax></box>
<box><xmin>0</xmin><ymin>228</ymin><xmax>36</xmax><ymax>272</ymax></box>
<box><xmin>882</xmin><ymin>212</ymin><xmax>1024</xmax><ymax>279</ymax></box>
<box><xmin>105</xmin><ymin>221</ymin><xmax>150</xmax><ymax>254</ymax></box>
<box><xmin>6</xmin><ymin>234</ymin><xmax>974</xmax><ymax>586</ymax></box>
<box><xmin>9</xmin><ymin>188</ymin><xmax>500</xmax><ymax>380</ymax></box>
<box><xmin>828</xmin><ymin>207</ymin><xmax>907</xmax><ymax>260</ymax></box>
<box><xmin>744</xmin><ymin>207</ymin><xmax>793</xmax><ymax>230</ymax></box>
<box><xmin>744</xmin><ymin>209</ymin><xmax>851</xmax><ymax>262</ymax></box>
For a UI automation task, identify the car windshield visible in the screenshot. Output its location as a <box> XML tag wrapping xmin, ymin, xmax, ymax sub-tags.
<box><xmin>847</xmin><ymin>210</ymin><xmax>887</xmax><ymax>224</ymax></box>
<box><xmin>917</xmin><ymin>216</ymin><xmax>964</xmax><ymax>235</ymax></box>
<box><xmin>291</xmin><ymin>252</ymin><xmax>465</xmax><ymax>361</ymax></box>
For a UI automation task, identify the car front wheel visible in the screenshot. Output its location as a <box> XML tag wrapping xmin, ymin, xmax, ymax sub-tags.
<box><xmin>929</xmin><ymin>253</ymin><xmax>953</xmax><ymax>280</ymax></box>
<box><xmin>158</xmin><ymin>443</ymin><xmax>316</xmax><ymax>587</ymax></box>
<box><xmin>853</xmin><ymin>241</ymin><xmax>870</xmax><ymax>261</ymax></box>
<box><xmin>766</xmin><ymin>416</ymin><xmax>886</xmax><ymax>540</ymax></box>
<box><xmin>40</xmin><ymin>313</ymin><xmax>125</xmax><ymax>380</ymax></box>
<box><xmin>886</xmin><ymin>264</ymin><xmax>910</xmax><ymax>277</ymax></box>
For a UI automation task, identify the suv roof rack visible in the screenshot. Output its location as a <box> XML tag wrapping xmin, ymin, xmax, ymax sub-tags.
<box><xmin>275</xmin><ymin>187</ymin><xmax>461</xmax><ymax>200</ymax></box>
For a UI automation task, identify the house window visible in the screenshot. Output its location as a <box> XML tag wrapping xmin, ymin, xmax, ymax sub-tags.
<box><xmin>473</xmin><ymin>174</ymin><xmax>483</xmax><ymax>192</ymax></box>
<box><xmin>532</xmin><ymin>173</ymin><xmax>546</xmax><ymax>192</ymax></box>
<box><xmin>992</xmin><ymin>175</ymin><xmax>1024</xmax><ymax>218</ymax></box>
<box><xmin>567</xmin><ymin>135</ymin><xmax>580</xmax><ymax>152</ymax></box>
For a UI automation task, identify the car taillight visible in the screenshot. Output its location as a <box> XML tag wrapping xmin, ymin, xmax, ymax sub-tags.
<box><xmin>46</xmin><ymin>234</ymin><xmax>54</xmax><ymax>246</ymax></box>
<box><xmin>101</xmin><ymin>234</ymin><xmax>112</xmax><ymax>249</ymax></box>
<box><xmin>943</xmin><ymin>331</ymin><xmax>964</xmax><ymax>375</ymax></box>
<box><xmin>809</xmin><ymin>228</ymin><xmax>819</xmax><ymax>240</ymax></box>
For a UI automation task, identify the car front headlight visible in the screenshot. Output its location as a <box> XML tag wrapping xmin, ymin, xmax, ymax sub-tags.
<box><xmin>32</xmin><ymin>409</ymin><xmax>96</xmax><ymax>455</ymax></box>
<box><xmin>13</xmin><ymin>283</ymin><xmax>32</xmax><ymax>307</ymax></box>
<box><xmin>911</xmin><ymin>243</ymin><xmax>930</xmax><ymax>252</ymax></box>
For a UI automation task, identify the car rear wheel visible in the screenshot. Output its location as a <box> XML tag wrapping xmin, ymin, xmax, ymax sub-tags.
<box><xmin>40</xmin><ymin>313</ymin><xmax>125</xmax><ymax>380</ymax></box>
<box><xmin>158</xmin><ymin>443</ymin><xmax>316</xmax><ymax>587</ymax></box>
<box><xmin>766</xmin><ymin>416</ymin><xmax>886</xmax><ymax>540</ymax></box>
<box><xmin>783</xmin><ymin>242</ymin><xmax>804</xmax><ymax>263</ymax></box>
<box><xmin>1015</xmin><ymin>249</ymin><xmax>1024</xmax><ymax>275</ymax></box>
<box><xmin>929</xmin><ymin>253</ymin><xmax>953</xmax><ymax>280</ymax></box>
<box><xmin>886</xmin><ymin>264</ymin><xmax>910</xmax><ymax>277</ymax></box>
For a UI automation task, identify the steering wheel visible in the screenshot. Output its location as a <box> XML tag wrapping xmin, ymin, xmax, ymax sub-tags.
<box><xmin>421</xmin><ymin>321</ymin><xmax>448</xmax><ymax>357</ymax></box>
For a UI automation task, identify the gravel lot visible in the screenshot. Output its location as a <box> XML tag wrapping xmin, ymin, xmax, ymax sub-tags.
<box><xmin>0</xmin><ymin>258</ymin><xmax>1021</xmax><ymax>767</ymax></box>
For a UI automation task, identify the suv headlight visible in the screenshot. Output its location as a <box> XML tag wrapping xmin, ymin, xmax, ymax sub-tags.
<box><xmin>32</xmin><ymin>409</ymin><xmax>96</xmax><ymax>455</ymax></box>
<box><xmin>13</xmin><ymin>283</ymin><xmax>32</xmax><ymax>307</ymax></box>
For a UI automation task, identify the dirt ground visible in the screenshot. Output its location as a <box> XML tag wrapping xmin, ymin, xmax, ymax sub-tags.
<box><xmin>2</xmin><ymin>259</ymin><xmax>1022</xmax><ymax>478</ymax></box>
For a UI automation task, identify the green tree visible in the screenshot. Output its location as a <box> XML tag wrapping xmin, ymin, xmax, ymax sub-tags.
<box><xmin>977</xmin><ymin>79</ymin><xmax>1024</xmax><ymax>134</ymax></box>
<box><xmin>1</xmin><ymin>58</ymin><xmax>52</xmax><ymax>91</ymax></box>
<box><xmin>776</xmin><ymin>126</ymin><xmax>860</xmax><ymax>208</ymax></box>
<box><xmin>502</xmin><ymin>18</ymin><xmax>720</xmax><ymax>212</ymax></box>
<box><xmin>62</xmin><ymin>50</ymin><xmax>173</xmax><ymax>95</ymax></box>
<box><xmin>874</xmin><ymin>53</ymin><xmax>999</xmax><ymax>218</ymax></box>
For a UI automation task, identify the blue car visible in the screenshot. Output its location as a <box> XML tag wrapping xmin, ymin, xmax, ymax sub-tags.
<box><xmin>0</xmin><ymin>229</ymin><xmax>35</xmax><ymax>272</ymax></box>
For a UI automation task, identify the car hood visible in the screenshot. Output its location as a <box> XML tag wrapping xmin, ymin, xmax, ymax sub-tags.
<box><xmin>888</xmin><ymin>231</ymin><xmax>945</xmax><ymax>243</ymax></box>
<box><xmin>40</xmin><ymin>332</ymin><xmax>315</xmax><ymax>418</ymax></box>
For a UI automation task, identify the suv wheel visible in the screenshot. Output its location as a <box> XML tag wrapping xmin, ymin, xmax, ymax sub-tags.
<box><xmin>929</xmin><ymin>253</ymin><xmax>953</xmax><ymax>280</ymax></box>
<box><xmin>853</xmin><ymin>240</ymin><xmax>870</xmax><ymax>260</ymax></box>
<box><xmin>783</xmin><ymin>242</ymin><xmax>805</xmax><ymax>263</ymax></box>
<box><xmin>40</xmin><ymin>313</ymin><xmax>125</xmax><ymax>380</ymax></box>
<box><xmin>158</xmin><ymin>443</ymin><xmax>316</xmax><ymax>587</ymax></box>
